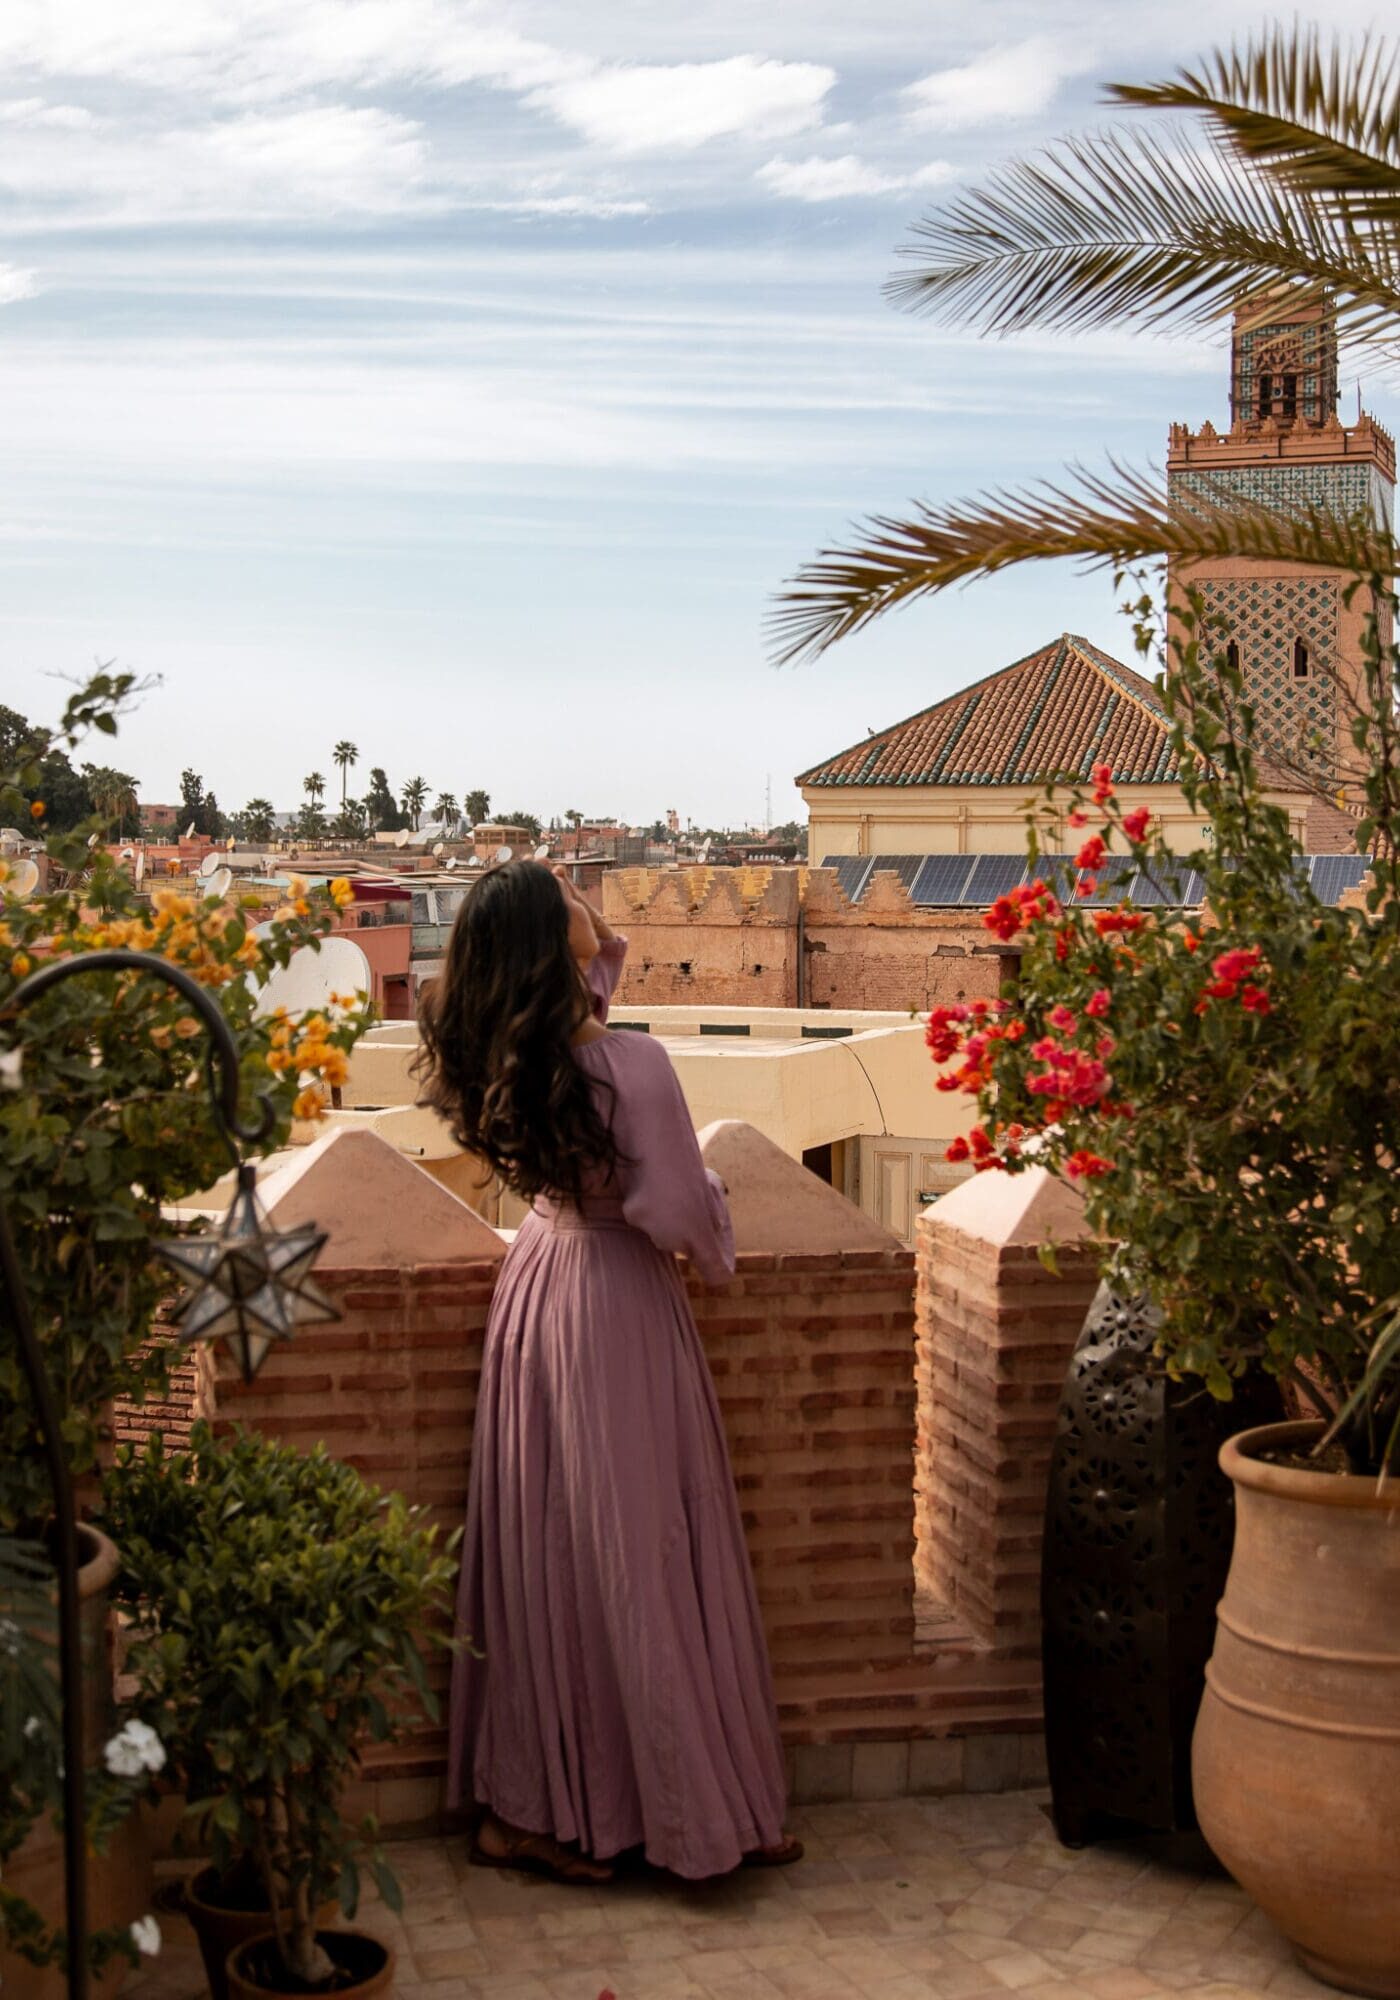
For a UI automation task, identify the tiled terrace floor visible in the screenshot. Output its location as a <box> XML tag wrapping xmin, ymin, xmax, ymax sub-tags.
<box><xmin>128</xmin><ymin>1788</ymin><xmax>1336</xmax><ymax>2000</ymax></box>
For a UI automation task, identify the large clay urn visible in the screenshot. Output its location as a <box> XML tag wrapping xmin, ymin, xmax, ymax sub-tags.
<box><xmin>1192</xmin><ymin>1420</ymin><xmax>1400</xmax><ymax>1998</ymax></box>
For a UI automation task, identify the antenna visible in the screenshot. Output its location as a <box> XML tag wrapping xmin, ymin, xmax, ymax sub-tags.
<box><xmin>184</xmin><ymin>822</ymin><xmax>197</xmax><ymax>839</ymax></box>
<box><xmin>198</xmin><ymin>851</ymin><xmax>221</xmax><ymax>878</ymax></box>
<box><xmin>393</xmin><ymin>828</ymin><xmax>410</xmax><ymax>849</ymax></box>
<box><xmin>207</xmin><ymin>866</ymin><xmax>233</xmax><ymax>899</ymax></box>
<box><xmin>765</xmin><ymin>771</ymin><xmax>772</xmax><ymax>833</ymax></box>
<box><xmin>532</xmin><ymin>843</ymin><xmax>550</xmax><ymax>861</ymax></box>
<box><xmin>444</xmin><ymin>855</ymin><xmax>459</xmax><ymax>871</ymax></box>
<box><xmin>493</xmin><ymin>844</ymin><xmax>512</xmax><ymax>864</ymax></box>
<box><xmin>432</xmin><ymin>841</ymin><xmax>445</xmax><ymax>858</ymax></box>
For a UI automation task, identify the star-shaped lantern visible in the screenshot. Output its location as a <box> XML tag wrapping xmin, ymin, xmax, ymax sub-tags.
<box><xmin>158</xmin><ymin>1163</ymin><xmax>339</xmax><ymax>1382</ymax></box>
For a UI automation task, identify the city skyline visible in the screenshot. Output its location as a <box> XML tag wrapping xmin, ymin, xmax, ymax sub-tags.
<box><xmin>0</xmin><ymin>0</ymin><xmax>1388</xmax><ymax>829</ymax></box>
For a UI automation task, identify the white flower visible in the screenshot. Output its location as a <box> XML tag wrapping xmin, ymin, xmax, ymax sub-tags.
<box><xmin>0</xmin><ymin>1046</ymin><xmax>22</xmax><ymax>1090</ymax></box>
<box><xmin>103</xmin><ymin>1719</ymin><xmax>166</xmax><ymax>1777</ymax></box>
<box><xmin>129</xmin><ymin>1916</ymin><xmax>161</xmax><ymax>1957</ymax></box>
<box><xmin>23</xmin><ymin>1714</ymin><xmax>42</xmax><ymax>1738</ymax></box>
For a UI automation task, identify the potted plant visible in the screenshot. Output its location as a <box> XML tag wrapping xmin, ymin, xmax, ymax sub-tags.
<box><xmin>100</xmin><ymin>1423</ymin><xmax>457</xmax><ymax>1998</ymax></box>
<box><xmin>0</xmin><ymin>1534</ymin><xmax>164</xmax><ymax>1997</ymax></box>
<box><xmin>924</xmin><ymin>594</ymin><xmax>1400</xmax><ymax>1994</ymax></box>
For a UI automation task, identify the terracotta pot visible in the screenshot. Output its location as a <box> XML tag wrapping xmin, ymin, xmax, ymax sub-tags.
<box><xmin>0</xmin><ymin>1526</ymin><xmax>149</xmax><ymax>2000</ymax></box>
<box><xmin>1192</xmin><ymin>1419</ymin><xmax>1400</xmax><ymax>1999</ymax></box>
<box><xmin>226</xmin><ymin>1930</ymin><xmax>395</xmax><ymax>2000</ymax></box>
<box><xmin>184</xmin><ymin>1870</ymin><xmax>337</xmax><ymax>2000</ymax></box>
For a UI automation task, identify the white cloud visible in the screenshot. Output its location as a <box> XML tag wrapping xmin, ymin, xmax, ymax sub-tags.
<box><xmin>0</xmin><ymin>262</ymin><xmax>39</xmax><ymax>302</ymax></box>
<box><xmin>756</xmin><ymin>153</ymin><xmax>955</xmax><ymax>202</ymax></box>
<box><xmin>527</xmin><ymin>54</ymin><xmax>834</xmax><ymax>153</ymax></box>
<box><xmin>0</xmin><ymin>96</ymin><xmax>95</xmax><ymax>128</ymax></box>
<box><xmin>902</xmin><ymin>36</ymin><xmax>1087</xmax><ymax>132</ymax></box>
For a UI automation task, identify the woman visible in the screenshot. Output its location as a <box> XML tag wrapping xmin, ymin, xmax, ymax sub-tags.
<box><xmin>417</xmin><ymin>860</ymin><xmax>798</xmax><ymax>1885</ymax></box>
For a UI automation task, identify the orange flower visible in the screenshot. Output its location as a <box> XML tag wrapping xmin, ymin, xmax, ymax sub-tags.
<box><xmin>330</xmin><ymin>877</ymin><xmax>354</xmax><ymax>909</ymax></box>
<box><xmin>29</xmin><ymin>800</ymin><xmax>45</xmax><ymax>820</ymax></box>
<box><xmin>293</xmin><ymin>1083</ymin><xmax>329</xmax><ymax>1121</ymax></box>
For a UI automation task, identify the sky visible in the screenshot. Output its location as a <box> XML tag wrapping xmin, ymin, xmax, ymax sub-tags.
<box><xmin>0</xmin><ymin>2</ymin><xmax>1386</xmax><ymax>832</ymax></box>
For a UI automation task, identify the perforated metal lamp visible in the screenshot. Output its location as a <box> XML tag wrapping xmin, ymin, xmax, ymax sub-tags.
<box><xmin>0</xmin><ymin>949</ymin><xmax>340</xmax><ymax>2000</ymax></box>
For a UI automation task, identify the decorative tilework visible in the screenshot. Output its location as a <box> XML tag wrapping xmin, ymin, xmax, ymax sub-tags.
<box><xmin>1195</xmin><ymin>576</ymin><xmax>1339</xmax><ymax>774</ymax></box>
<box><xmin>1171</xmin><ymin>461</ymin><xmax>1390</xmax><ymax>530</ymax></box>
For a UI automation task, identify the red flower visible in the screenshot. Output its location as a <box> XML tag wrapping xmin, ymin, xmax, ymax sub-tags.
<box><xmin>1047</xmin><ymin>1003</ymin><xmax>1077</xmax><ymax>1033</ymax></box>
<box><xmin>1091</xmin><ymin>762</ymin><xmax>1113</xmax><ymax>788</ymax></box>
<box><xmin>1212</xmin><ymin>945</ymin><xmax>1262</xmax><ymax>984</ymax></box>
<box><xmin>1067</xmin><ymin>809</ymin><xmax>1088</xmax><ymax>829</ymax></box>
<box><xmin>1095</xmin><ymin>1034</ymin><xmax>1116</xmax><ymax>1059</ymax></box>
<box><xmin>968</xmin><ymin>1125</ymin><xmax>994</xmax><ymax>1159</ymax></box>
<box><xmin>1093</xmin><ymin>909</ymin><xmax>1144</xmax><ymax>936</ymax></box>
<box><xmin>1241</xmin><ymin>984</ymin><xmax>1271</xmax><ymax>1016</ymax></box>
<box><xmin>944</xmin><ymin>1135</ymin><xmax>970</xmax><ymax>1162</ymax></box>
<box><xmin>1086</xmin><ymin>988</ymin><xmax>1111</xmax><ymax>1018</ymax></box>
<box><xmin>1076</xmin><ymin>876</ymin><xmax>1099</xmax><ymax>899</ymax></box>
<box><xmin>1121</xmin><ymin>807</ymin><xmax>1150</xmax><ymax>842</ymax></box>
<box><xmin>1091</xmin><ymin>761</ymin><xmax>1115</xmax><ymax>805</ymax></box>
<box><xmin>1065</xmin><ymin>1149</ymin><xmax>1114</xmax><ymax>1182</ymax></box>
<box><xmin>1075</xmin><ymin>834</ymin><xmax>1107</xmax><ymax>871</ymax></box>
<box><xmin>1182</xmin><ymin>931</ymin><xmax>1200</xmax><ymax>953</ymax></box>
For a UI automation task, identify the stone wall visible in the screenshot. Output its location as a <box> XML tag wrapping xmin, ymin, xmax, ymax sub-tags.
<box><xmin>601</xmin><ymin>864</ymin><xmax>1011</xmax><ymax>1015</ymax></box>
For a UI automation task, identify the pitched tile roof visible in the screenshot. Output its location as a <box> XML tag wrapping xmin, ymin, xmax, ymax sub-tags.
<box><xmin>797</xmin><ymin>633</ymin><xmax>1179</xmax><ymax>789</ymax></box>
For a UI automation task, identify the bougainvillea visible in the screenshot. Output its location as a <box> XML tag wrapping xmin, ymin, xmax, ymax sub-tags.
<box><xmin>930</xmin><ymin>591</ymin><xmax>1400</xmax><ymax>1477</ymax></box>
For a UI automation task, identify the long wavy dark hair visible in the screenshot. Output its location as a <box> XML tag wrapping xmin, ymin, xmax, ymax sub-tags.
<box><xmin>413</xmin><ymin>861</ymin><xmax>622</xmax><ymax>1204</ymax></box>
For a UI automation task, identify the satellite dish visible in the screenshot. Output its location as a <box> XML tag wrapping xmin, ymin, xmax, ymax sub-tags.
<box><xmin>444</xmin><ymin>856</ymin><xmax>458</xmax><ymax>871</ymax></box>
<box><xmin>6</xmin><ymin>858</ymin><xmax>39</xmax><ymax>900</ymax></box>
<box><xmin>119</xmin><ymin>847</ymin><xmax>135</xmax><ymax>862</ymax></box>
<box><xmin>394</xmin><ymin>829</ymin><xmax>410</xmax><ymax>849</ymax></box>
<box><xmin>466</xmin><ymin>854</ymin><xmax>482</xmax><ymax>867</ymax></box>
<box><xmin>207</xmin><ymin>867</ymin><xmax>233</xmax><ymax>899</ymax></box>
<box><xmin>533</xmin><ymin>843</ymin><xmax>550</xmax><ymax>861</ymax></box>
<box><xmin>87</xmin><ymin>832</ymin><xmax>102</xmax><ymax>848</ymax></box>
<box><xmin>226</xmin><ymin>835</ymin><xmax>236</xmax><ymax>851</ymax></box>
<box><xmin>250</xmin><ymin>934</ymin><xmax>372</xmax><ymax>1021</ymax></box>
<box><xmin>432</xmin><ymin>841</ymin><xmax>445</xmax><ymax>857</ymax></box>
<box><xmin>493</xmin><ymin>844</ymin><xmax>512</xmax><ymax>864</ymax></box>
<box><xmin>135</xmin><ymin>848</ymin><xmax>145</xmax><ymax>884</ymax></box>
<box><xmin>198</xmin><ymin>851</ymin><xmax>221</xmax><ymax>877</ymax></box>
<box><xmin>184</xmin><ymin>822</ymin><xmax>197</xmax><ymax>839</ymax></box>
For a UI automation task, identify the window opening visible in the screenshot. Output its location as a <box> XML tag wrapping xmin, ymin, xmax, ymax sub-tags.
<box><xmin>1225</xmin><ymin>640</ymin><xmax>1240</xmax><ymax>674</ymax></box>
<box><xmin>1293</xmin><ymin>638</ymin><xmax>1310</xmax><ymax>679</ymax></box>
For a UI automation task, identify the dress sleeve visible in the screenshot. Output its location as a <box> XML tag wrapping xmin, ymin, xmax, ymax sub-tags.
<box><xmin>586</xmin><ymin>934</ymin><xmax>628</xmax><ymax>1024</ymax></box>
<box><xmin>609</xmin><ymin>1037</ymin><xmax>735</xmax><ymax>1286</ymax></box>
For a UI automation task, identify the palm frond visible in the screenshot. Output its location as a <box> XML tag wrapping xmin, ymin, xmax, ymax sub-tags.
<box><xmin>769</xmin><ymin>462</ymin><xmax>1396</xmax><ymax>666</ymax></box>
<box><xmin>886</xmin><ymin>125</ymin><xmax>1400</xmax><ymax>349</ymax></box>
<box><xmin>1112</xmin><ymin>27</ymin><xmax>1400</xmax><ymax>216</ymax></box>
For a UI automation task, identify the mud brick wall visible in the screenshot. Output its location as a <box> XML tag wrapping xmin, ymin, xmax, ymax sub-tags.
<box><xmin>914</xmin><ymin>1174</ymin><xmax>1100</xmax><ymax>1658</ymax></box>
<box><xmin>199</xmin><ymin>1244</ymin><xmax>919</xmax><ymax>1791</ymax></box>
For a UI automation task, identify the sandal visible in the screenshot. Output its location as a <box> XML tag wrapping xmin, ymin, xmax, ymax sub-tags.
<box><xmin>741</xmin><ymin>1835</ymin><xmax>804</xmax><ymax>1868</ymax></box>
<box><xmin>469</xmin><ymin>1812</ymin><xmax>614</xmax><ymax>1886</ymax></box>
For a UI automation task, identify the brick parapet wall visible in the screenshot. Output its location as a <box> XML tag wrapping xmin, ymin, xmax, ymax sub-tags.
<box><xmin>199</xmin><ymin>1246</ymin><xmax>920</xmax><ymax>1791</ymax></box>
<box><xmin>915</xmin><ymin>1193</ymin><xmax>1100</xmax><ymax>1659</ymax></box>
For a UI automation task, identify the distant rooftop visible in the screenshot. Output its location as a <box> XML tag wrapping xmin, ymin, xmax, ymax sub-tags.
<box><xmin>820</xmin><ymin>850</ymin><xmax>1372</xmax><ymax>910</ymax></box>
<box><xmin>798</xmin><ymin>633</ymin><xmax>1177</xmax><ymax>790</ymax></box>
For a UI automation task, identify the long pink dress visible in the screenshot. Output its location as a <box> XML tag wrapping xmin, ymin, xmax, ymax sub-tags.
<box><xmin>447</xmin><ymin>935</ymin><xmax>788</xmax><ymax>1878</ymax></box>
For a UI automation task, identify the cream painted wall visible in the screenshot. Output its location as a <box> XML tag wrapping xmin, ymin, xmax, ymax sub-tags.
<box><xmin>803</xmin><ymin>781</ymin><xmax>1310</xmax><ymax>862</ymax></box>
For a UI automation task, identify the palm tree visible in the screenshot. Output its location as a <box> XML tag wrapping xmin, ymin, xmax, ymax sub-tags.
<box><xmin>244</xmin><ymin>798</ymin><xmax>275</xmax><ymax>842</ymax></box>
<box><xmin>772</xmin><ymin>26</ymin><xmax>1398</xmax><ymax>665</ymax></box>
<box><xmin>463</xmin><ymin>788</ymin><xmax>491</xmax><ymax>827</ymax></box>
<box><xmin>434</xmin><ymin>791</ymin><xmax>460</xmax><ymax>834</ymax></box>
<box><xmin>564</xmin><ymin>808</ymin><xmax>584</xmax><ymax>828</ymax></box>
<box><xmin>401</xmin><ymin>776</ymin><xmax>429</xmax><ymax>830</ymax></box>
<box><xmin>82</xmin><ymin>764</ymin><xmax>140</xmax><ymax>838</ymax></box>
<box><xmin>333</xmin><ymin>739</ymin><xmax>359</xmax><ymax>807</ymax></box>
<box><xmin>304</xmin><ymin>771</ymin><xmax>326</xmax><ymax>807</ymax></box>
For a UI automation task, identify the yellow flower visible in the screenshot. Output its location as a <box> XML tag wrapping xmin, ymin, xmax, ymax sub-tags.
<box><xmin>288</xmin><ymin>874</ymin><xmax>308</xmax><ymax>899</ymax></box>
<box><xmin>12</xmin><ymin>952</ymin><xmax>31</xmax><ymax>977</ymax></box>
<box><xmin>293</xmin><ymin>1084</ymin><xmax>328</xmax><ymax>1121</ymax></box>
<box><xmin>151</xmin><ymin>888</ymin><xmax>193</xmax><ymax>918</ymax></box>
<box><xmin>0</xmin><ymin>923</ymin><xmax>11</xmax><ymax>948</ymax></box>
<box><xmin>173</xmin><ymin>1017</ymin><xmax>201</xmax><ymax>1040</ymax></box>
<box><xmin>329</xmin><ymin>877</ymin><xmax>353</xmax><ymax>909</ymax></box>
<box><xmin>149</xmin><ymin>1024</ymin><xmax>173</xmax><ymax>1049</ymax></box>
<box><xmin>30</xmin><ymin>800</ymin><xmax>45</xmax><ymax>820</ymax></box>
<box><xmin>266</xmin><ymin>1048</ymin><xmax>295</xmax><ymax>1073</ymax></box>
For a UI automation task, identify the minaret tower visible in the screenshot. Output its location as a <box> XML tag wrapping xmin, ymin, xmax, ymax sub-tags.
<box><xmin>1167</xmin><ymin>295</ymin><xmax>1394</xmax><ymax>822</ymax></box>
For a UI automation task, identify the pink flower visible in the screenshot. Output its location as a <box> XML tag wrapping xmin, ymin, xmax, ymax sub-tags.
<box><xmin>1212</xmin><ymin>946</ymin><xmax>1263</xmax><ymax>984</ymax></box>
<box><xmin>1241</xmin><ymin>984</ymin><xmax>1271</xmax><ymax>1016</ymax></box>
<box><xmin>1122</xmin><ymin>807</ymin><xmax>1150</xmax><ymax>842</ymax></box>
<box><xmin>1086</xmin><ymin>988</ymin><xmax>1111</xmax><ymax>1018</ymax></box>
<box><xmin>1047</xmin><ymin>1003</ymin><xmax>1077</xmax><ymax>1033</ymax></box>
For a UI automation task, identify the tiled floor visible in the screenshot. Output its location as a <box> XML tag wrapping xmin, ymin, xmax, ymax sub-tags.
<box><xmin>126</xmin><ymin>1788</ymin><xmax>1338</xmax><ymax>2000</ymax></box>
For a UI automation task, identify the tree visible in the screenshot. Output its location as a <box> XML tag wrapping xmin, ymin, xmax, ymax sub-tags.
<box><xmin>332</xmin><ymin>739</ymin><xmax>358</xmax><ymax>808</ymax></box>
<box><xmin>434</xmin><ymin>791</ymin><xmax>460</xmax><ymax>834</ymax></box>
<box><xmin>333</xmin><ymin>799</ymin><xmax>368</xmax><ymax>842</ymax></box>
<box><xmin>303</xmin><ymin>771</ymin><xmax>326</xmax><ymax>808</ymax></box>
<box><xmin>497</xmin><ymin>808</ymin><xmax>542</xmax><ymax>841</ymax></box>
<box><xmin>295</xmin><ymin>801</ymin><xmax>328</xmax><ymax>841</ymax></box>
<box><xmin>463</xmin><ymin>788</ymin><xmax>490</xmax><ymax>827</ymax></box>
<box><xmin>79</xmin><ymin>764</ymin><xmax>140</xmax><ymax>839</ymax></box>
<box><xmin>400</xmin><ymin>776</ymin><xmax>429</xmax><ymax>830</ymax></box>
<box><xmin>363</xmin><ymin>768</ymin><xmax>404</xmax><ymax>833</ymax></box>
<box><xmin>243</xmin><ymin>798</ymin><xmax>275</xmax><ymax>842</ymax></box>
<box><xmin>564</xmin><ymin>808</ymin><xmax>584</xmax><ymax>828</ymax></box>
<box><xmin>203</xmin><ymin>791</ymin><xmax>226</xmax><ymax>841</ymax></box>
<box><xmin>772</xmin><ymin>24</ymin><xmax>1398</xmax><ymax>665</ymax></box>
<box><xmin>178</xmin><ymin>769</ymin><xmax>221</xmax><ymax>839</ymax></box>
<box><xmin>0</xmin><ymin>703</ymin><xmax>95</xmax><ymax>833</ymax></box>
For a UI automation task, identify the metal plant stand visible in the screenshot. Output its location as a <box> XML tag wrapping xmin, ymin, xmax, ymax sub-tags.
<box><xmin>0</xmin><ymin>950</ymin><xmax>335</xmax><ymax>2000</ymax></box>
<box><xmin>1040</xmin><ymin>1283</ymin><xmax>1279</xmax><ymax>1847</ymax></box>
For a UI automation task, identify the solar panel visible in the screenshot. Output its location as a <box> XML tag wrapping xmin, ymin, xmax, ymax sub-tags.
<box><xmin>1132</xmin><ymin>863</ymin><xmax>1203</xmax><ymax>906</ymax></box>
<box><xmin>868</xmin><ymin>854</ymin><xmax>925</xmax><ymax>891</ymax></box>
<box><xmin>1032</xmin><ymin>853</ymin><xmax>1079</xmax><ymax>903</ymax></box>
<box><xmin>1076</xmin><ymin>855</ymin><xmax>1139</xmax><ymax>906</ymax></box>
<box><xmin>821</xmin><ymin>855</ymin><xmax>875</xmax><ymax>903</ymax></box>
<box><xmin>910</xmin><ymin>855</ymin><xmax>977</xmax><ymax>905</ymax></box>
<box><xmin>1310</xmin><ymin>854</ymin><xmax>1370</xmax><ymax>905</ymax></box>
<box><xmin>963</xmin><ymin>854</ymin><xmax>1028</xmax><ymax>905</ymax></box>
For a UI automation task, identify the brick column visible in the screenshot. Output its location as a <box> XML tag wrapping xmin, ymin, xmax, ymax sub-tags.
<box><xmin>915</xmin><ymin>1169</ymin><xmax>1099</xmax><ymax>1656</ymax></box>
